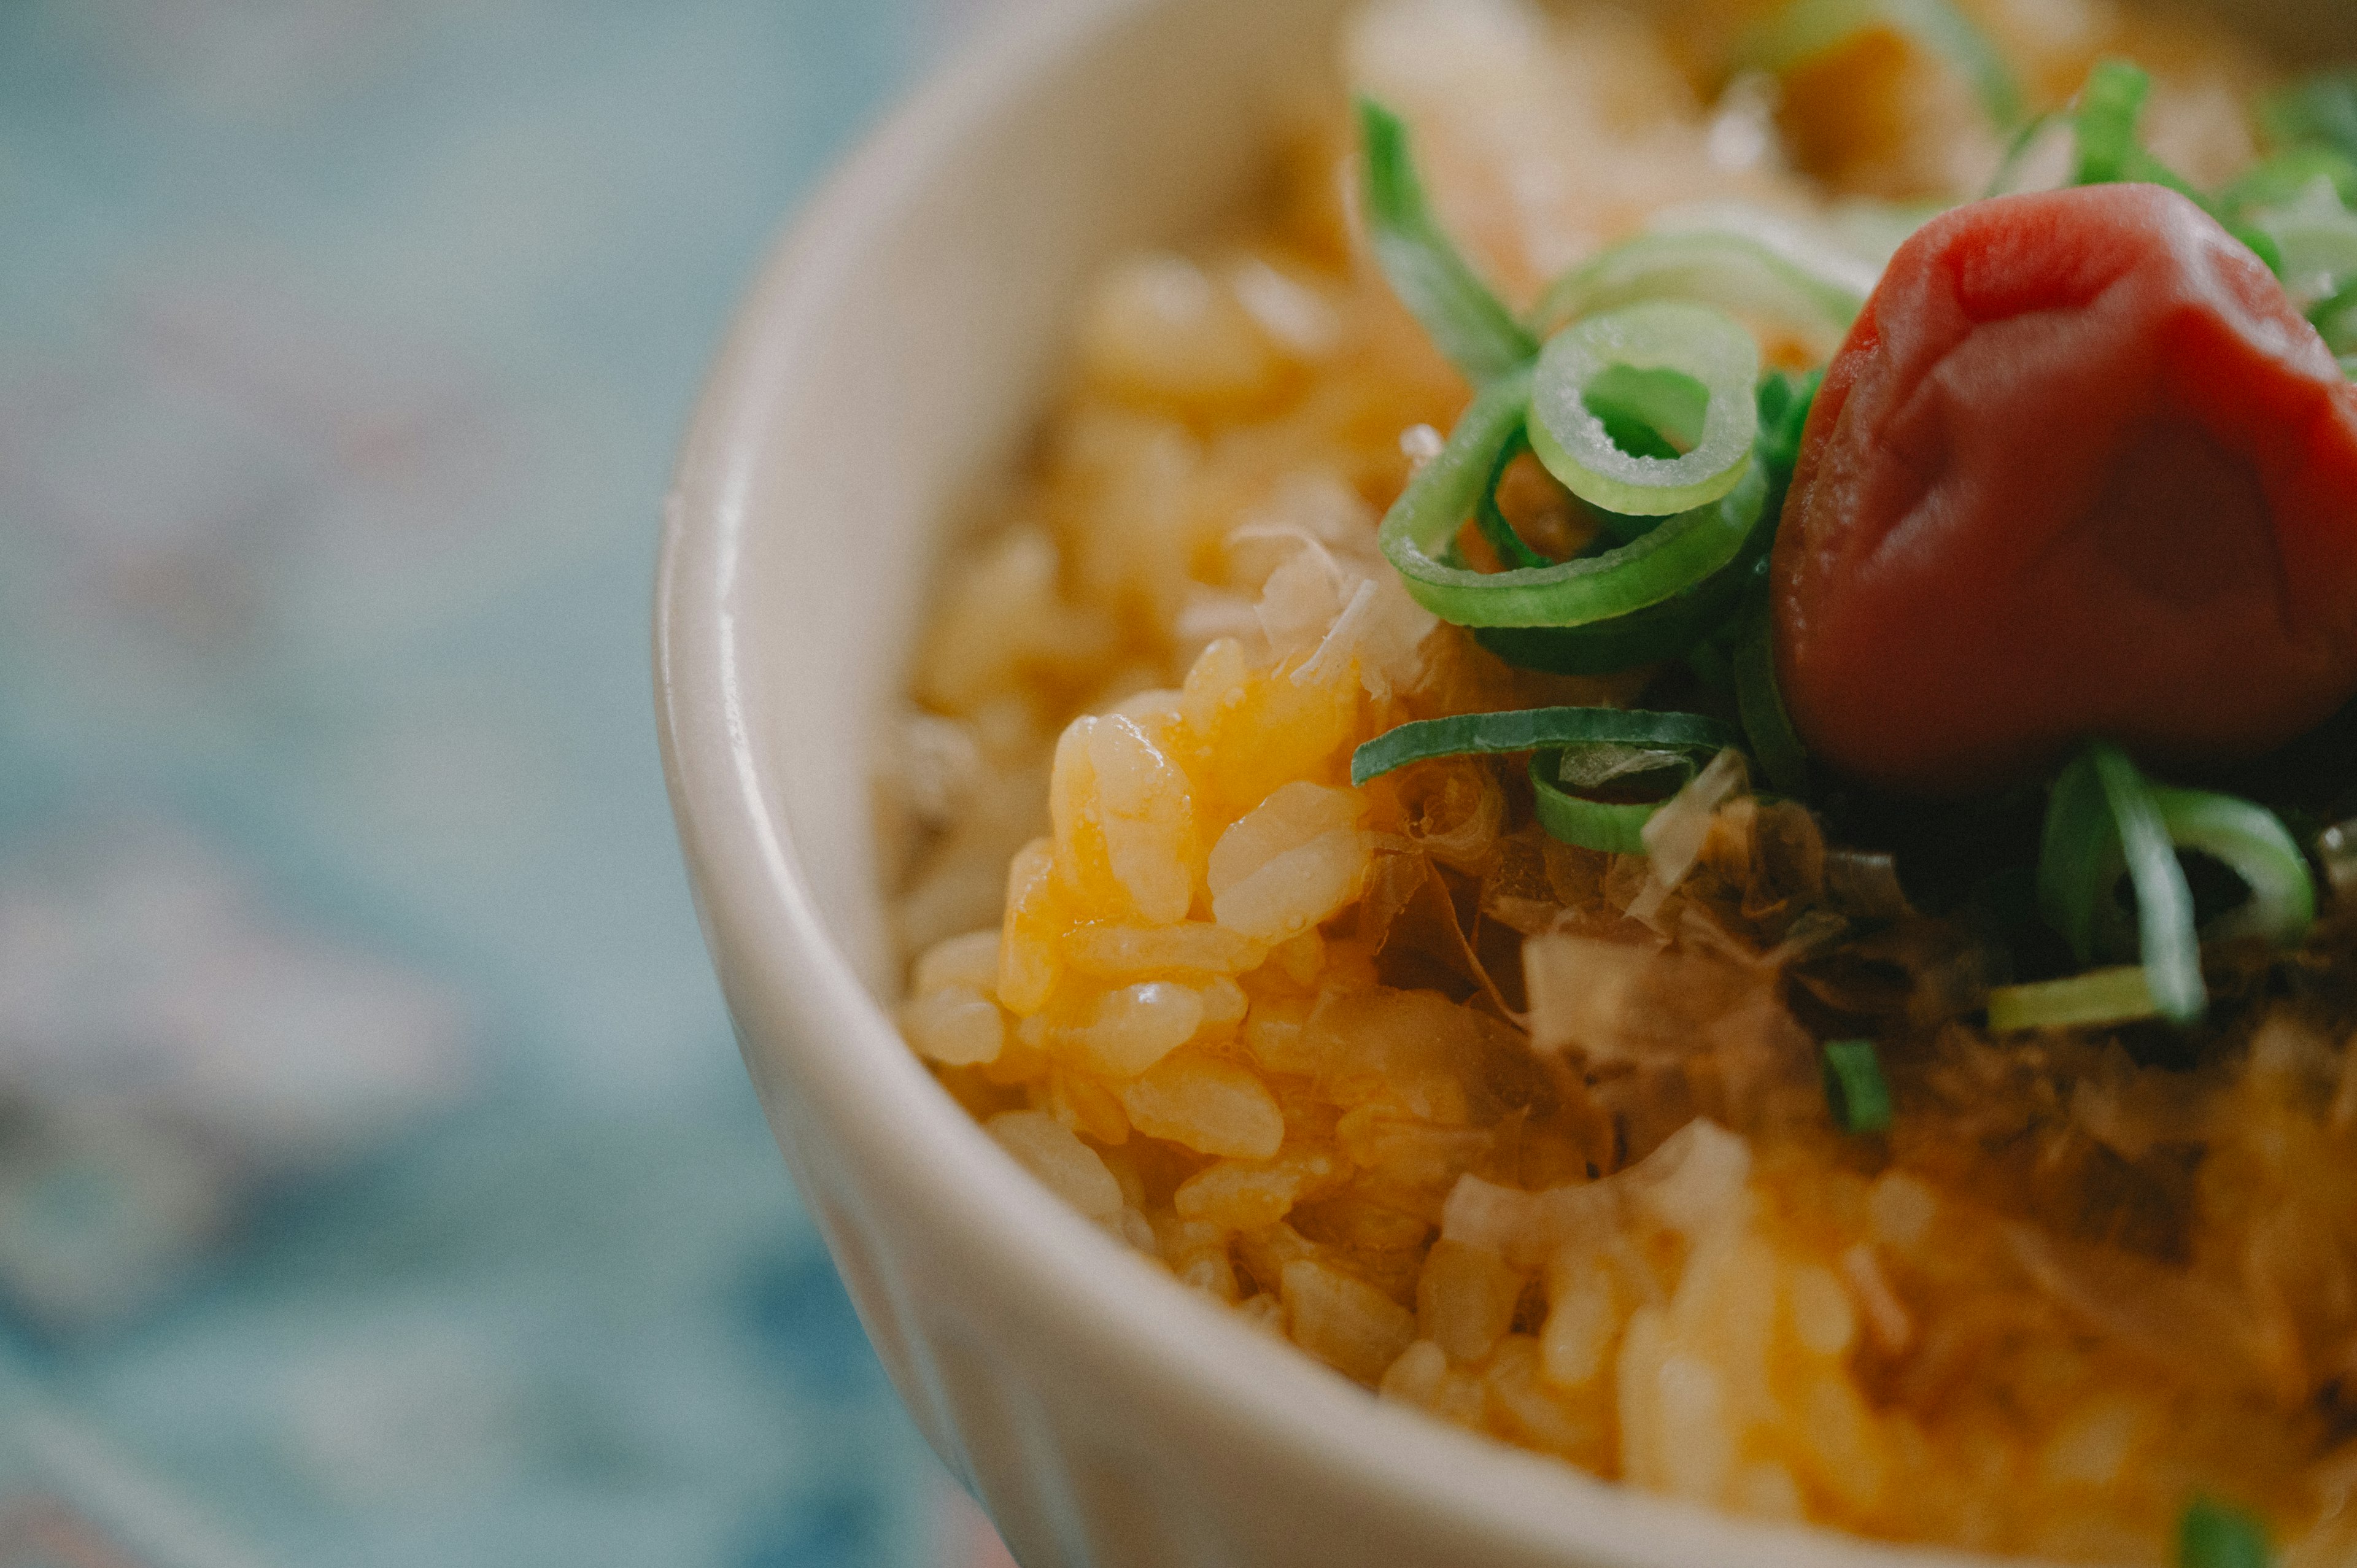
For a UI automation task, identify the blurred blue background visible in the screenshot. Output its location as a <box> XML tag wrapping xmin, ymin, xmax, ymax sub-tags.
<box><xmin>0</xmin><ymin>2</ymin><xmax>1013</xmax><ymax>1564</ymax></box>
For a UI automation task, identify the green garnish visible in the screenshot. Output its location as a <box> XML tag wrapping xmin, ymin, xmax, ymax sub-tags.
<box><xmin>2069</xmin><ymin>60</ymin><xmax>2288</xmax><ymax>274</ymax></box>
<box><xmin>1733</xmin><ymin>603</ymin><xmax>1809</xmax><ymax>797</ymax></box>
<box><xmin>1349</xmin><ymin>707</ymin><xmax>1739</xmax><ymax>787</ymax></box>
<box><xmin>1529</xmin><ymin>748</ymin><xmax>1700</xmax><ymax>855</ymax></box>
<box><xmin>1740</xmin><ymin>0</ymin><xmax>2023</xmax><ymax>129</ymax></box>
<box><xmin>1471</xmin><ymin>428</ymin><xmax>1553</xmax><ymax>570</ymax></box>
<box><xmin>1528</xmin><ymin>303</ymin><xmax>1761</xmax><ymax>516</ymax></box>
<box><xmin>1356</xmin><ymin>98</ymin><xmax>1537</xmax><ymax>383</ymax></box>
<box><xmin>1352</xmin><ymin>708</ymin><xmax>1740</xmax><ymax>857</ymax></box>
<box><xmin>2263</xmin><ymin>72</ymin><xmax>2357</xmax><ymax>168</ymax></box>
<box><xmin>2073</xmin><ymin>58</ymin><xmax>2154</xmax><ymax>187</ymax></box>
<box><xmin>1377</xmin><ymin>374</ymin><xmax>1772</xmax><ymax>630</ymax></box>
<box><xmin>1821</xmin><ymin>1039</ymin><xmax>1893</xmax><ymax>1134</ymax></box>
<box><xmin>1986</xmin><ymin>966</ymin><xmax>2159</xmax><ymax>1032</ymax></box>
<box><xmin>2177</xmin><ymin>1499</ymin><xmax>2270</xmax><ymax>1568</ymax></box>
<box><xmin>2038</xmin><ymin>742</ymin><xmax>2205</xmax><ymax>1024</ymax></box>
<box><xmin>1525</xmin><ymin>225</ymin><xmax>1871</xmax><ymax>347</ymax></box>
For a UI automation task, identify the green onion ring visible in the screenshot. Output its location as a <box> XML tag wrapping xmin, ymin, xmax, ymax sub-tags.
<box><xmin>2038</xmin><ymin>743</ymin><xmax>2205</xmax><ymax>1023</ymax></box>
<box><xmin>1985</xmin><ymin>967</ymin><xmax>2160</xmax><ymax>1033</ymax></box>
<box><xmin>1528</xmin><ymin>752</ymin><xmax>1687</xmax><ymax>855</ymax></box>
<box><xmin>1379</xmin><ymin>375</ymin><xmax>1770</xmax><ymax>629</ymax></box>
<box><xmin>1529</xmin><ymin>303</ymin><xmax>1761</xmax><ymax>516</ymax></box>
<box><xmin>2176</xmin><ymin>1498</ymin><xmax>2271</xmax><ymax>1568</ymax></box>
<box><xmin>1350</xmin><ymin>706</ymin><xmax>1740</xmax><ymax>787</ymax></box>
<box><xmin>1821</xmin><ymin>1039</ymin><xmax>1892</xmax><ymax>1134</ymax></box>
<box><xmin>2074</xmin><ymin>58</ymin><xmax>2151</xmax><ymax>186</ymax></box>
<box><xmin>1357</xmin><ymin>98</ymin><xmax>1538</xmax><ymax>383</ymax></box>
<box><xmin>1473</xmin><ymin>428</ymin><xmax>1551</xmax><ymax>570</ymax></box>
<box><xmin>1740</xmin><ymin>0</ymin><xmax>2024</xmax><ymax>129</ymax></box>
<box><xmin>2088</xmin><ymin>787</ymin><xmax>2318</xmax><ymax>954</ymax></box>
<box><xmin>1733</xmin><ymin>600</ymin><xmax>1810</xmax><ymax>797</ymax></box>
<box><xmin>1526</xmin><ymin>220</ymin><xmax>1874</xmax><ymax>347</ymax></box>
<box><xmin>1471</xmin><ymin>552</ymin><xmax>1759</xmax><ymax>674</ymax></box>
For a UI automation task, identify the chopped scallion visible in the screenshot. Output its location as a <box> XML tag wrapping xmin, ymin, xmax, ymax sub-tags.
<box><xmin>1529</xmin><ymin>750</ymin><xmax>1692</xmax><ymax>855</ymax></box>
<box><xmin>1821</xmin><ymin>1039</ymin><xmax>1892</xmax><ymax>1134</ymax></box>
<box><xmin>2073</xmin><ymin>58</ymin><xmax>2151</xmax><ymax>187</ymax></box>
<box><xmin>1525</xmin><ymin>222</ymin><xmax>1871</xmax><ymax>348</ymax></box>
<box><xmin>1741</xmin><ymin>0</ymin><xmax>2022</xmax><ymax>129</ymax></box>
<box><xmin>1357</xmin><ymin>98</ymin><xmax>1538</xmax><ymax>383</ymax></box>
<box><xmin>1529</xmin><ymin>303</ymin><xmax>1760</xmax><ymax>516</ymax></box>
<box><xmin>2177</xmin><ymin>1498</ymin><xmax>2271</xmax><ymax>1568</ymax></box>
<box><xmin>1986</xmin><ymin>966</ymin><xmax>2159</xmax><ymax>1032</ymax></box>
<box><xmin>1473</xmin><ymin>428</ymin><xmax>1552</xmax><ymax>570</ymax></box>
<box><xmin>1379</xmin><ymin>383</ymin><xmax>1771</xmax><ymax>630</ymax></box>
<box><xmin>1733</xmin><ymin>602</ymin><xmax>1810</xmax><ymax>797</ymax></box>
<box><xmin>2263</xmin><ymin>72</ymin><xmax>2357</xmax><ymax>168</ymax></box>
<box><xmin>2037</xmin><ymin>743</ymin><xmax>2205</xmax><ymax>1024</ymax></box>
<box><xmin>1349</xmin><ymin>706</ymin><xmax>1740</xmax><ymax>787</ymax></box>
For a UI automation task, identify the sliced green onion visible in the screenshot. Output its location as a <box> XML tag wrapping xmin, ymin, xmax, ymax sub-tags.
<box><xmin>1381</xmin><ymin>390</ymin><xmax>1770</xmax><ymax>629</ymax></box>
<box><xmin>2044</xmin><ymin>745</ymin><xmax>2315</xmax><ymax>1002</ymax></box>
<box><xmin>2264</xmin><ymin>72</ymin><xmax>2357</xmax><ymax>167</ymax></box>
<box><xmin>1530</xmin><ymin>749</ymin><xmax>1694</xmax><ymax>855</ymax></box>
<box><xmin>2243</xmin><ymin>177</ymin><xmax>2357</xmax><ymax>287</ymax></box>
<box><xmin>1473</xmin><ymin>428</ymin><xmax>1552</xmax><ymax>570</ymax></box>
<box><xmin>1473</xmin><ymin>368</ymin><xmax>1816</xmax><ymax>677</ymax></box>
<box><xmin>1525</xmin><ymin>220</ymin><xmax>1872</xmax><ymax>347</ymax></box>
<box><xmin>1755</xmin><ymin>366</ymin><xmax>1824</xmax><ymax>479</ymax></box>
<box><xmin>1357</xmin><ymin>98</ymin><xmax>1538</xmax><ymax>383</ymax></box>
<box><xmin>2038</xmin><ymin>746</ymin><xmax>2119</xmax><ymax>964</ymax></box>
<box><xmin>1821</xmin><ymin>1039</ymin><xmax>1893</xmax><ymax>1134</ymax></box>
<box><xmin>2092</xmin><ymin>744</ymin><xmax>2205</xmax><ymax>1024</ymax></box>
<box><xmin>1350</xmin><ymin>706</ymin><xmax>1738</xmax><ymax>786</ymax></box>
<box><xmin>2092</xmin><ymin>787</ymin><xmax>2318</xmax><ymax>953</ymax></box>
<box><xmin>2312</xmin><ymin>279</ymin><xmax>2357</xmax><ymax>354</ymax></box>
<box><xmin>1741</xmin><ymin>0</ymin><xmax>2023</xmax><ymax>128</ymax></box>
<box><xmin>2177</xmin><ymin>1499</ymin><xmax>2270</xmax><ymax>1568</ymax></box>
<box><xmin>2221</xmin><ymin>145</ymin><xmax>2357</xmax><ymax>217</ymax></box>
<box><xmin>2068</xmin><ymin>61</ymin><xmax>2291</xmax><ymax>276</ymax></box>
<box><xmin>1471</xmin><ymin>546</ymin><xmax>1759</xmax><ymax>673</ymax></box>
<box><xmin>2073</xmin><ymin>58</ymin><xmax>2151</xmax><ymax>187</ymax></box>
<box><xmin>1733</xmin><ymin>603</ymin><xmax>1810</xmax><ymax>797</ymax></box>
<box><xmin>1986</xmin><ymin>967</ymin><xmax>2160</xmax><ymax>1032</ymax></box>
<box><xmin>1529</xmin><ymin>303</ymin><xmax>1760</xmax><ymax>516</ymax></box>
<box><xmin>2039</xmin><ymin>743</ymin><xmax>2206</xmax><ymax>1024</ymax></box>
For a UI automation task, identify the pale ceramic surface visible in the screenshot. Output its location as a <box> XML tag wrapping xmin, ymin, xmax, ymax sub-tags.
<box><xmin>654</xmin><ymin>1</ymin><xmax>2347</xmax><ymax>1564</ymax></box>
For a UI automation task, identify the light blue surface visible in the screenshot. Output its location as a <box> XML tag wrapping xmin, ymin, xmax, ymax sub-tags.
<box><xmin>0</xmin><ymin>2</ymin><xmax>980</xmax><ymax>1562</ymax></box>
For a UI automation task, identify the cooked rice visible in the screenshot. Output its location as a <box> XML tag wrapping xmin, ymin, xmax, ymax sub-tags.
<box><xmin>881</xmin><ymin>2</ymin><xmax>2355</xmax><ymax>1561</ymax></box>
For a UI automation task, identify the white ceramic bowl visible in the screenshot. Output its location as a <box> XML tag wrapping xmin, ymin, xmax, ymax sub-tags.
<box><xmin>655</xmin><ymin>2</ymin><xmax>2346</xmax><ymax>1564</ymax></box>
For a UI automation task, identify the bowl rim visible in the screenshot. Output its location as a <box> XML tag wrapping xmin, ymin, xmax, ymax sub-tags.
<box><xmin>655</xmin><ymin>3</ymin><xmax>2064</xmax><ymax>1563</ymax></box>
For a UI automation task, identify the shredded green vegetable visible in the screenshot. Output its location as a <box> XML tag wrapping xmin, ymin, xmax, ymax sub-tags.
<box><xmin>2038</xmin><ymin>743</ymin><xmax>2206</xmax><ymax>1024</ymax></box>
<box><xmin>1529</xmin><ymin>303</ymin><xmax>1760</xmax><ymax>516</ymax></box>
<box><xmin>2069</xmin><ymin>60</ymin><xmax>2289</xmax><ymax>274</ymax></box>
<box><xmin>1350</xmin><ymin>707</ymin><xmax>1739</xmax><ymax>786</ymax></box>
<box><xmin>1529</xmin><ymin>749</ymin><xmax>1693</xmax><ymax>855</ymax></box>
<box><xmin>2264</xmin><ymin>72</ymin><xmax>2357</xmax><ymax>168</ymax></box>
<box><xmin>1733</xmin><ymin>606</ymin><xmax>1809</xmax><ymax>798</ymax></box>
<box><xmin>1471</xmin><ymin>429</ymin><xmax>1554</xmax><ymax>571</ymax></box>
<box><xmin>1525</xmin><ymin>223</ymin><xmax>1871</xmax><ymax>347</ymax></box>
<box><xmin>2177</xmin><ymin>1499</ymin><xmax>2271</xmax><ymax>1568</ymax></box>
<box><xmin>1357</xmin><ymin>99</ymin><xmax>1538</xmax><ymax>383</ymax></box>
<box><xmin>1821</xmin><ymin>1039</ymin><xmax>1893</xmax><ymax>1134</ymax></box>
<box><xmin>1986</xmin><ymin>967</ymin><xmax>2161</xmax><ymax>1032</ymax></box>
<box><xmin>1741</xmin><ymin>0</ymin><xmax>2023</xmax><ymax>128</ymax></box>
<box><xmin>1379</xmin><ymin>381</ymin><xmax>1771</xmax><ymax>630</ymax></box>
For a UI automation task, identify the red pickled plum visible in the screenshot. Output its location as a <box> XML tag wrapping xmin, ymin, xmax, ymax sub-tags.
<box><xmin>1772</xmin><ymin>183</ymin><xmax>2357</xmax><ymax>796</ymax></box>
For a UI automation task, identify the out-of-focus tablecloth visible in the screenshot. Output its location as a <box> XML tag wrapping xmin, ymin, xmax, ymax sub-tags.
<box><xmin>0</xmin><ymin>2</ymin><xmax>1016</xmax><ymax>1563</ymax></box>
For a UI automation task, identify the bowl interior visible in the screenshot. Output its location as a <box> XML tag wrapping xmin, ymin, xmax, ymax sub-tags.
<box><xmin>660</xmin><ymin>1</ymin><xmax>2357</xmax><ymax>1564</ymax></box>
